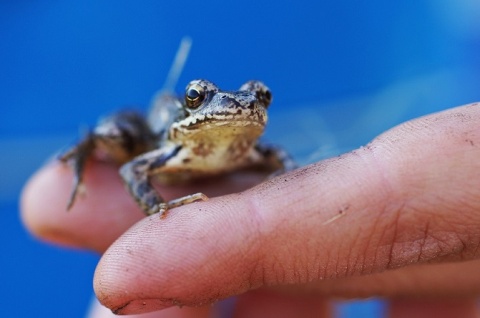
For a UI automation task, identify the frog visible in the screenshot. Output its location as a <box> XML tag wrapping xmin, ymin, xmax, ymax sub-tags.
<box><xmin>59</xmin><ymin>78</ymin><xmax>296</xmax><ymax>216</ymax></box>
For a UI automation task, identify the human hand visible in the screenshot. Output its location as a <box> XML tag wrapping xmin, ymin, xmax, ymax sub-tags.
<box><xmin>22</xmin><ymin>102</ymin><xmax>480</xmax><ymax>317</ymax></box>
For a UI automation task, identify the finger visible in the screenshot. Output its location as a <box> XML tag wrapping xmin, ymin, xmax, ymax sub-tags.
<box><xmin>388</xmin><ymin>298</ymin><xmax>479</xmax><ymax>318</ymax></box>
<box><xmin>94</xmin><ymin>103</ymin><xmax>480</xmax><ymax>314</ymax></box>
<box><xmin>301</xmin><ymin>259</ymin><xmax>480</xmax><ymax>298</ymax></box>
<box><xmin>233</xmin><ymin>290</ymin><xmax>330</xmax><ymax>318</ymax></box>
<box><xmin>21</xmin><ymin>160</ymin><xmax>265</xmax><ymax>252</ymax></box>
<box><xmin>21</xmin><ymin>161</ymin><xmax>142</xmax><ymax>252</ymax></box>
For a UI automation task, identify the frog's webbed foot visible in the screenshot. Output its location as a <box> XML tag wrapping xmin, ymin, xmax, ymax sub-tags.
<box><xmin>120</xmin><ymin>146</ymin><xmax>209</xmax><ymax>216</ymax></box>
<box><xmin>139</xmin><ymin>193</ymin><xmax>209</xmax><ymax>216</ymax></box>
<box><xmin>59</xmin><ymin>134</ymin><xmax>96</xmax><ymax>210</ymax></box>
<box><xmin>253</xmin><ymin>143</ymin><xmax>297</xmax><ymax>178</ymax></box>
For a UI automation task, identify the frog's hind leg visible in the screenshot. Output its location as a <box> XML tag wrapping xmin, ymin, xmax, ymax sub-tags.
<box><xmin>59</xmin><ymin>134</ymin><xmax>96</xmax><ymax>210</ymax></box>
<box><xmin>120</xmin><ymin>145</ymin><xmax>207</xmax><ymax>216</ymax></box>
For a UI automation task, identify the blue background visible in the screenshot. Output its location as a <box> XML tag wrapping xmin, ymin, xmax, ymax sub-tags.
<box><xmin>1</xmin><ymin>1</ymin><xmax>479</xmax><ymax>317</ymax></box>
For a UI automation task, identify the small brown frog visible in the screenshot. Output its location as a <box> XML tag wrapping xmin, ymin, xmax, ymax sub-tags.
<box><xmin>60</xmin><ymin>78</ymin><xmax>295</xmax><ymax>216</ymax></box>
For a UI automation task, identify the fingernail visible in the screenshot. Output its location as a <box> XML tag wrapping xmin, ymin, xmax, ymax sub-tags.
<box><xmin>112</xmin><ymin>298</ymin><xmax>173</xmax><ymax>315</ymax></box>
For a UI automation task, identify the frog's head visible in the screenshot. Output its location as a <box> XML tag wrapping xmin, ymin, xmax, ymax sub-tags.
<box><xmin>172</xmin><ymin>79</ymin><xmax>271</xmax><ymax>139</ymax></box>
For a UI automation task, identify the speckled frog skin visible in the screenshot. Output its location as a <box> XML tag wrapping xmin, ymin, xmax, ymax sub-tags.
<box><xmin>60</xmin><ymin>79</ymin><xmax>295</xmax><ymax>216</ymax></box>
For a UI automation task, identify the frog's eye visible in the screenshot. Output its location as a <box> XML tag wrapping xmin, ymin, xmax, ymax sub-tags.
<box><xmin>185</xmin><ymin>84</ymin><xmax>205</xmax><ymax>109</ymax></box>
<box><xmin>253</xmin><ymin>86</ymin><xmax>272</xmax><ymax>108</ymax></box>
<box><xmin>239</xmin><ymin>80</ymin><xmax>272</xmax><ymax>107</ymax></box>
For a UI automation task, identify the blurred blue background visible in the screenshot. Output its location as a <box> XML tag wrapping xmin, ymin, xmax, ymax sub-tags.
<box><xmin>1</xmin><ymin>1</ymin><xmax>479</xmax><ymax>317</ymax></box>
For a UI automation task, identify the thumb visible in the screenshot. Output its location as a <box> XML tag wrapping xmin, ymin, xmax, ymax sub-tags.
<box><xmin>94</xmin><ymin>103</ymin><xmax>480</xmax><ymax>314</ymax></box>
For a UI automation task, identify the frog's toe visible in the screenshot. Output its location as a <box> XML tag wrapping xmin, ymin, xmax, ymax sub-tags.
<box><xmin>66</xmin><ymin>178</ymin><xmax>84</xmax><ymax>211</ymax></box>
<box><xmin>144</xmin><ymin>203</ymin><xmax>168</xmax><ymax>217</ymax></box>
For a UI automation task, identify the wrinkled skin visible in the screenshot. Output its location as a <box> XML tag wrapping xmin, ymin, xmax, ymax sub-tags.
<box><xmin>22</xmin><ymin>102</ymin><xmax>480</xmax><ymax>317</ymax></box>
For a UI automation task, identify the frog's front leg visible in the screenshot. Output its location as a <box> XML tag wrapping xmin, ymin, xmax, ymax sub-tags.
<box><xmin>253</xmin><ymin>143</ymin><xmax>297</xmax><ymax>177</ymax></box>
<box><xmin>119</xmin><ymin>145</ymin><xmax>208</xmax><ymax>216</ymax></box>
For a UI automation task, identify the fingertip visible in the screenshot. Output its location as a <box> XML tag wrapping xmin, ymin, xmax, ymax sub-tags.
<box><xmin>20</xmin><ymin>162</ymin><xmax>70</xmax><ymax>242</ymax></box>
<box><xmin>20</xmin><ymin>161</ymin><xmax>143</xmax><ymax>252</ymax></box>
<box><xmin>93</xmin><ymin>194</ymin><xmax>265</xmax><ymax>313</ymax></box>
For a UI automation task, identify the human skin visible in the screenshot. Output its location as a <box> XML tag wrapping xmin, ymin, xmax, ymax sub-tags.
<box><xmin>21</xmin><ymin>102</ymin><xmax>480</xmax><ymax>317</ymax></box>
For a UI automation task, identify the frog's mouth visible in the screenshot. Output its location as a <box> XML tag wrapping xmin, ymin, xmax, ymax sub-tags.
<box><xmin>177</xmin><ymin>115</ymin><xmax>267</xmax><ymax>131</ymax></box>
<box><xmin>171</xmin><ymin>118</ymin><xmax>265</xmax><ymax>140</ymax></box>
